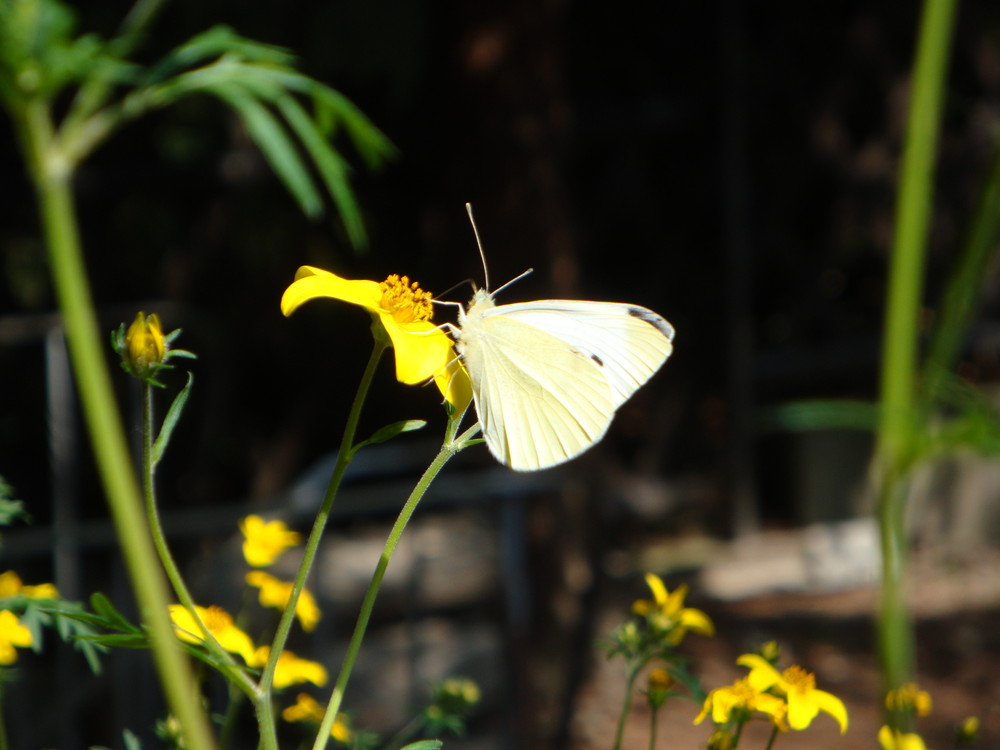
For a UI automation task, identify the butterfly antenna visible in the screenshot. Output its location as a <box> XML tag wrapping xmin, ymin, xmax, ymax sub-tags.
<box><xmin>465</xmin><ymin>202</ymin><xmax>490</xmax><ymax>292</ymax></box>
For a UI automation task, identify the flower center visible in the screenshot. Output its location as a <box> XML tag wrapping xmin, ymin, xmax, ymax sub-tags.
<box><xmin>379</xmin><ymin>275</ymin><xmax>434</xmax><ymax>324</ymax></box>
<box><xmin>203</xmin><ymin>605</ymin><xmax>233</xmax><ymax>632</ymax></box>
<box><xmin>782</xmin><ymin>665</ymin><xmax>816</xmax><ymax>693</ymax></box>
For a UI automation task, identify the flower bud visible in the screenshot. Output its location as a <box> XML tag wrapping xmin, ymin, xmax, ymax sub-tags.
<box><xmin>124</xmin><ymin>312</ymin><xmax>166</xmax><ymax>376</ymax></box>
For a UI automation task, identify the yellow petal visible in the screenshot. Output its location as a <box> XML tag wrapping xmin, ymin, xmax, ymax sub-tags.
<box><xmin>281</xmin><ymin>267</ymin><xmax>383</xmax><ymax>317</ymax></box>
<box><xmin>644</xmin><ymin>573</ymin><xmax>669</xmax><ymax>607</ymax></box>
<box><xmin>737</xmin><ymin>654</ymin><xmax>781</xmax><ymax>692</ymax></box>
<box><xmin>785</xmin><ymin>690</ymin><xmax>820</xmax><ymax>730</ymax></box>
<box><xmin>384</xmin><ymin>321</ymin><xmax>454</xmax><ymax>384</ymax></box>
<box><xmin>813</xmin><ymin>688</ymin><xmax>849</xmax><ymax>733</ymax></box>
<box><xmin>679</xmin><ymin>607</ymin><xmax>715</xmax><ymax>636</ymax></box>
<box><xmin>435</xmin><ymin>353</ymin><xmax>473</xmax><ymax>410</ymax></box>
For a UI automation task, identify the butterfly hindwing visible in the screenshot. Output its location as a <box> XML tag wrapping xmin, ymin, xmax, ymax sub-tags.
<box><xmin>456</xmin><ymin>291</ymin><xmax>673</xmax><ymax>471</ymax></box>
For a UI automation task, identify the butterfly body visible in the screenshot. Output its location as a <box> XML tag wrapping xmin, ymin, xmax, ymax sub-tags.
<box><xmin>454</xmin><ymin>288</ymin><xmax>674</xmax><ymax>471</ymax></box>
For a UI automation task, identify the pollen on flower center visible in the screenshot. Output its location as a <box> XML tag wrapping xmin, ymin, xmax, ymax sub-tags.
<box><xmin>203</xmin><ymin>605</ymin><xmax>232</xmax><ymax>631</ymax></box>
<box><xmin>379</xmin><ymin>274</ymin><xmax>434</xmax><ymax>324</ymax></box>
<box><xmin>783</xmin><ymin>665</ymin><xmax>816</xmax><ymax>692</ymax></box>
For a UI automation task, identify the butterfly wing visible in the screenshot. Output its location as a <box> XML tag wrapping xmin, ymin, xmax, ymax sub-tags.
<box><xmin>458</xmin><ymin>297</ymin><xmax>674</xmax><ymax>471</ymax></box>
<box><xmin>487</xmin><ymin>300</ymin><xmax>674</xmax><ymax>407</ymax></box>
<box><xmin>461</xmin><ymin>313</ymin><xmax>615</xmax><ymax>470</ymax></box>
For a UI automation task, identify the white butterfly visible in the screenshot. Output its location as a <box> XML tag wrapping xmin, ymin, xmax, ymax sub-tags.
<box><xmin>450</xmin><ymin>206</ymin><xmax>675</xmax><ymax>472</ymax></box>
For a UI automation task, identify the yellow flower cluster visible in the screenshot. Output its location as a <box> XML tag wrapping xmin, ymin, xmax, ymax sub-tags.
<box><xmin>239</xmin><ymin>515</ymin><xmax>301</xmax><ymax>568</ymax></box>
<box><xmin>695</xmin><ymin>652</ymin><xmax>848</xmax><ymax>735</ymax></box>
<box><xmin>246</xmin><ymin>571</ymin><xmax>320</xmax><ymax>632</ymax></box>
<box><xmin>632</xmin><ymin>573</ymin><xmax>714</xmax><ymax>645</ymax></box>
<box><xmin>167</xmin><ymin>604</ymin><xmax>328</xmax><ymax>691</ymax></box>
<box><xmin>0</xmin><ymin>570</ymin><xmax>59</xmax><ymax>665</ymax></box>
<box><xmin>282</xmin><ymin>693</ymin><xmax>353</xmax><ymax>743</ymax></box>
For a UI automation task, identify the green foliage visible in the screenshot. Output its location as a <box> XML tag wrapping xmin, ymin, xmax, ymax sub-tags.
<box><xmin>352</xmin><ymin>419</ymin><xmax>427</xmax><ymax>457</ymax></box>
<box><xmin>0</xmin><ymin>476</ymin><xmax>29</xmax><ymax>527</ymax></box>
<box><xmin>0</xmin><ymin>0</ymin><xmax>394</xmax><ymax>250</ymax></box>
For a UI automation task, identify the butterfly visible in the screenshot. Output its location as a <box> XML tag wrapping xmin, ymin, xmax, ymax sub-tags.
<box><xmin>449</xmin><ymin>205</ymin><xmax>675</xmax><ymax>471</ymax></box>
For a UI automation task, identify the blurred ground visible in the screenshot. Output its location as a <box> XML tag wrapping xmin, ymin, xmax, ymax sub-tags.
<box><xmin>569</xmin><ymin>548</ymin><xmax>1000</xmax><ymax>750</ymax></box>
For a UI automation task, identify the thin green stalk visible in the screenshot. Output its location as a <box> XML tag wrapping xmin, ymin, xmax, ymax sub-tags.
<box><xmin>647</xmin><ymin>703</ymin><xmax>659</xmax><ymax>750</ymax></box>
<box><xmin>876</xmin><ymin>0</ymin><xmax>957</xmax><ymax>705</ymax></box>
<box><xmin>252</xmin><ymin>339</ymin><xmax>387</xmax><ymax>749</ymax></box>
<box><xmin>612</xmin><ymin>659</ymin><xmax>650</xmax><ymax>750</ymax></box>
<box><xmin>923</xmin><ymin>129</ymin><xmax>1000</xmax><ymax>400</ymax></box>
<box><xmin>311</xmin><ymin>422</ymin><xmax>479</xmax><ymax>750</ymax></box>
<box><xmin>763</xmin><ymin>724</ymin><xmax>779</xmax><ymax>750</ymax></box>
<box><xmin>19</xmin><ymin>102</ymin><xmax>216</xmax><ymax>750</ymax></box>
<box><xmin>0</xmin><ymin>680</ymin><xmax>7</xmax><ymax>750</ymax></box>
<box><xmin>141</xmin><ymin>382</ymin><xmax>259</xmax><ymax>700</ymax></box>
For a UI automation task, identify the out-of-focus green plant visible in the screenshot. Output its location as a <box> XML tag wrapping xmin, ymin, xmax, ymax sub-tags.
<box><xmin>758</xmin><ymin>0</ymin><xmax>1000</xmax><ymax>736</ymax></box>
<box><xmin>0</xmin><ymin>1</ymin><xmax>393</xmax><ymax>747</ymax></box>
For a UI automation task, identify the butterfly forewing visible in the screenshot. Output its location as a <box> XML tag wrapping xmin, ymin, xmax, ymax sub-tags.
<box><xmin>483</xmin><ymin>301</ymin><xmax>674</xmax><ymax>407</ymax></box>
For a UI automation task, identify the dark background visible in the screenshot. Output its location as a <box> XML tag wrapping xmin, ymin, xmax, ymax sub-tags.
<box><xmin>3</xmin><ymin>1</ymin><xmax>1000</xmax><ymax>748</ymax></box>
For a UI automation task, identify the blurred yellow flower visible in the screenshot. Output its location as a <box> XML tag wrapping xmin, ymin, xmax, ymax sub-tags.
<box><xmin>0</xmin><ymin>610</ymin><xmax>33</xmax><ymax>664</ymax></box>
<box><xmin>694</xmin><ymin>677</ymin><xmax>786</xmax><ymax>727</ymax></box>
<box><xmin>282</xmin><ymin>693</ymin><xmax>352</xmax><ymax>743</ymax></box>
<box><xmin>878</xmin><ymin>725</ymin><xmax>929</xmax><ymax>750</ymax></box>
<box><xmin>239</xmin><ymin>515</ymin><xmax>301</xmax><ymax>567</ymax></box>
<box><xmin>886</xmin><ymin>683</ymin><xmax>932</xmax><ymax>717</ymax></box>
<box><xmin>0</xmin><ymin>570</ymin><xmax>58</xmax><ymax>600</ymax></box>
<box><xmin>168</xmin><ymin>604</ymin><xmax>255</xmax><ymax>664</ymax></box>
<box><xmin>281</xmin><ymin>267</ymin><xmax>472</xmax><ymax>409</ymax></box>
<box><xmin>738</xmin><ymin>654</ymin><xmax>848</xmax><ymax>733</ymax></box>
<box><xmin>250</xmin><ymin>646</ymin><xmax>328</xmax><ymax>689</ymax></box>
<box><xmin>245</xmin><ymin>570</ymin><xmax>320</xmax><ymax>632</ymax></box>
<box><xmin>632</xmin><ymin>573</ymin><xmax>714</xmax><ymax>644</ymax></box>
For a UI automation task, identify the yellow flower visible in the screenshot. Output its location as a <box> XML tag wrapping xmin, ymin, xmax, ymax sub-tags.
<box><xmin>886</xmin><ymin>683</ymin><xmax>932</xmax><ymax>717</ymax></box>
<box><xmin>0</xmin><ymin>570</ymin><xmax>58</xmax><ymax>600</ymax></box>
<box><xmin>282</xmin><ymin>693</ymin><xmax>353</xmax><ymax>743</ymax></box>
<box><xmin>0</xmin><ymin>610</ymin><xmax>33</xmax><ymax>664</ymax></box>
<box><xmin>125</xmin><ymin>312</ymin><xmax>166</xmax><ymax>375</ymax></box>
<box><xmin>168</xmin><ymin>604</ymin><xmax>256</xmax><ymax>664</ymax></box>
<box><xmin>693</xmin><ymin>677</ymin><xmax>787</xmax><ymax>727</ymax></box>
<box><xmin>245</xmin><ymin>571</ymin><xmax>320</xmax><ymax>632</ymax></box>
<box><xmin>632</xmin><ymin>573</ymin><xmax>714</xmax><ymax>644</ymax></box>
<box><xmin>249</xmin><ymin>646</ymin><xmax>328</xmax><ymax>689</ymax></box>
<box><xmin>878</xmin><ymin>725</ymin><xmax>929</xmax><ymax>750</ymax></box>
<box><xmin>239</xmin><ymin>515</ymin><xmax>301</xmax><ymax>567</ymax></box>
<box><xmin>737</xmin><ymin>654</ymin><xmax>848</xmax><ymax>733</ymax></box>
<box><xmin>281</xmin><ymin>267</ymin><xmax>472</xmax><ymax>409</ymax></box>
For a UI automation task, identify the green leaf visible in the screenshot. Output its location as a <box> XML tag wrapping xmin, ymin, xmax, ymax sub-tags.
<box><xmin>758</xmin><ymin>399</ymin><xmax>879</xmax><ymax>434</ymax></box>
<box><xmin>400</xmin><ymin>742</ymin><xmax>443</xmax><ymax>750</ymax></box>
<box><xmin>353</xmin><ymin>420</ymin><xmax>427</xmax><ymax>456</ymax></box>
<box><xmin>89</xmin><ymin>592</ymin><xmax>141</xmax><ymax>633</ymax></box>
<box><xmin>275</xmin><ymin>93</ymin><xmax>367</xmax><ymax>248</ymax></box>
<box><xmin>212</xmin><ymin>82</ymin><xmax>322</xmax><ymax>217</ymax></box>
<box><xmin>152</xmin><ymin>371</ymin><xmax>194</xmax><ymax>467</ymax></box>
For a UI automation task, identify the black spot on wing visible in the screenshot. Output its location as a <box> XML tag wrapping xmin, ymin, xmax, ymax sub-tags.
<box><xmin>590</xmin><ymin>353</ymin><xmax>604</xmax><ymax>366</ymax></box>
<box><xmin>627</xmin><ymin>306</ymin><xmax>675</xmax><ymax>340</ymax></box>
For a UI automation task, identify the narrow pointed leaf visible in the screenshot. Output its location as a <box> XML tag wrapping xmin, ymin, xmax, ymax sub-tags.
<box><xmin>153</xmin><ymin>372</ymin><xmax>194</xmax><ymax>467</ymax></box>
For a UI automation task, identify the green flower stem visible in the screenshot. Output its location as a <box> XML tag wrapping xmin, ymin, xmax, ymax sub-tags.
<box><xmin>311</xmin><ymin>421</ymin><xmax>480</xmax><ymax>750</ymax></box>
<box><xmin>923</xmin><ymin>129</ymin><xmax>1000</xmax><ymax>398</ymax></box>
<box><xmin>647</xmin><ymin>703</ymin><xmax>659</xmax><ymax>750</ymax></box>
<box><xmin>763</xmin><ymin>724</ymin><xmax>779</xmax><ymax>750</ymax></box>
<box><xmin>0</xmin><ymin>679</ymin><xmax>8</xmax><ymax>750</ymax></box>
<box><xmin>140</xmin><ymin>382</ymin><xmax>259</xmax><ymax>700</ymax></box>
<box><xmin>875</xmin><ymin>0</ymin><xmax>956</xmax><ymax>705</ymax></box>
<box><xmin>254</xmin><ymin>338</ymin><xmax>388</xmax><ymax>747</ymax></box>
<box><xmin>17</xmin><ymin>101</ymin><xmax>216</xmax><ymax>750</ymax></box>
<box><xmin>612</xmin><ymin>658</ymin><xmax>651</xmax><ymax>750</ymax></box>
